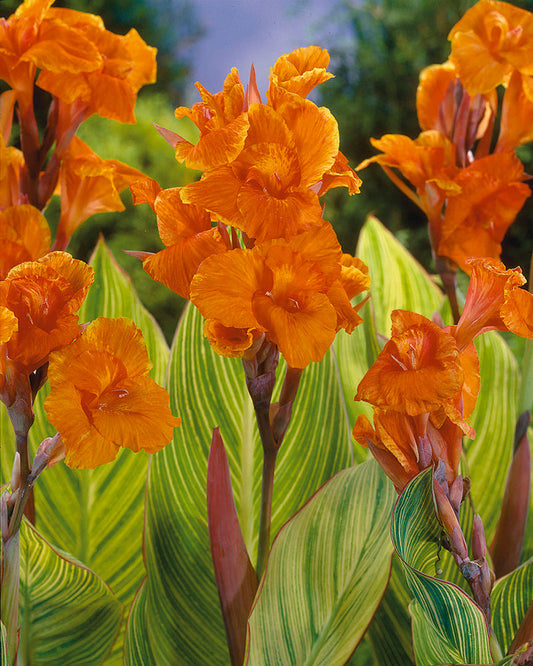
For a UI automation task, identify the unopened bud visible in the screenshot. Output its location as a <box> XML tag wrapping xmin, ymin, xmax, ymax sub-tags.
<box><xmin>472</xmin><ymin>514</ymin><xmax>487</xmax><ymax>561</ymax></box>
<box><xmin>1</xmin><ymin>490</ymin><xmax>9</xmax><ymax>542</ymax></box>
<box><xmin>10</xmin><ymin>452</ymin><xmax>21</xmax><ymax>492</ymax></box>
<box><xmin>418</xmin><ymin>434</ymin><xmax>432</xmax><ymax>468</ymax></box>
<box><xmin>451</xmin><ymin>525</ymin><xmax>469</xmax><ymax>562</ymax></box>
<box><xmin>449</xmin><ymin>475</ymin><xmax>463</xmax><ymax>516</ymax></box>
<box><xmin>29</xmin><ymin>433</ymin><xmax>65</xmax><ymax>483</ymax></box>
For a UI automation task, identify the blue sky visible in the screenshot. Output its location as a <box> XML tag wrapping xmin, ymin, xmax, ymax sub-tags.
<box><xmin>181</xmin><ymin>0</ymin><xmax>350</xmax><ymax>101</ymax></box>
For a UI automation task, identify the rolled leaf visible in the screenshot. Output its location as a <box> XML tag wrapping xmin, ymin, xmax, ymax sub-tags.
<box><xmin>392</xmin><ymin>469</ymin><xmax>493</xmax><ymax>665</ymax></box>
<box><xmin>207</xmin><ymin>428</ymin><xmax>258</xmax><ymax>666</ymax></box>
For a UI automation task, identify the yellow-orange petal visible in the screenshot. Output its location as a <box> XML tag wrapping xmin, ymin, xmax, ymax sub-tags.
<box><xmin>154</xmin><ymin>187</ymin><xmax>213</xmax><ymax>245</ymax></box>
<box><xmin>190</xmin><ymin>249</ymin><xmax>266</xmax><ymax>329</ymax></box>
<box><xmin>496</xmin><ymin>71</ymin><xmax>533</xmax><ymax>151</ymax></box>
<box><xmin>267</xmin><ymin>46</ymin><xmax>334</xmax><ymax>102</ymax></box>
<box><xmin>143</xmin><ymin>229</ymin><xmax>226</xmax><ymax>299</ymax></box>
<box><xmin>0</xmin><ymin>204</ymin><xmax>51</xmax><ymax>278</ymax></box>
<box><xmin>316</xmin><ymin>151</ymin><xmax>362</xmax><ymax>196</ymax></box>
<box><xmin>417</xmin><ymin>61</ymin><xmax>456</xmax><ymax>131</ymax></box>
<box><xmin>355</xmin><ymin>310</ymin><xmax>463</xmax><ymax>415</ymax></box>
<box><xmin>327</xmin><ymin>280</ymin><xmax>364</xmax><ymax>333</ymax></box>
<box><xmin>0</xmin><ymin>305</ymin><xmax>17</xmax><ymax>344</ymax></box>
<box><xmin>130</xmin><ymin>177</ymin><xmax>162</xmax><ymax>211</ymax></box>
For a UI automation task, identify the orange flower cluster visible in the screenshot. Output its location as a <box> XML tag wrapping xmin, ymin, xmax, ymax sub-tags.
<box><xmin>353</xmin><ymin>258</ymin><xmax>533</xmax><ymax>492</ymax></box>
<box><xmin>0</xmin><ymin>0</ymin><xmax>154</xmax><ymax>235</ymax></box>
<box><xmin>0</xmin><ymin>1</ymin><xmax>179</xmax><ymax>469</ymax></box>
<box><xmin>133</xmin><ymin>47</ymin><xmax>369</xmax><ymax>369</ymax></box>
<box><xmin>358</xmin><ymin>0</ymin><xmax>532</xmax><ymax>274</ymax></box>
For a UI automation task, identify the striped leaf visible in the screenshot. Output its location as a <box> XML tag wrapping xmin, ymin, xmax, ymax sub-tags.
<box><xmin>392</xmin><ymin>469</ymin><xmax>493</xmax><ymax>665</ymax></box>
<box><xmin>355</xmin><ymin>215</ymin><xmax>449</xmax><ymax>336</ymax></box>
<box><xmin>17</xmin><ymin>520</ymin><xmax>122</xmax><ymax>665</ymax></box>
<box><xmin>123</xmin><ymin>582</ymin><xmax>156</xmax><ymax>666</ymax></box>
<box><xmin>245</xmin><ymin>459</ymin><xmax>396</xmax><ymax>666</ymax></box>
<box><xmin>126</xmin><ymin>302</ymin><xmax>354</xmax><ymax>664</ymax></box>
<box><xmin>1</xmin><ymin>621</ymin><xmax>6</xmax><ymax>664</ymax></box>
<box><xmin>1</xmin><ymin>239</ymin><xmax>170</xmax><ymax>665</ymax></box>
<box><xmin>492</xmin><ymin>558</ymin><xmax>533</xmax><ymax>654</ymax></box>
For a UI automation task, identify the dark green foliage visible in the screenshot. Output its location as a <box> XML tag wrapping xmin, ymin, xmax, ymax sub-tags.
<box><xmin>318</xmin><ymin>0</ymin><xmax>533</xmax><ymax>279</ymax></box>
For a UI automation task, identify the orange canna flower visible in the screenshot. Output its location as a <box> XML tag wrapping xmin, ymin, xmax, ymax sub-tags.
<box><xmin>449</xmin><ymin>0</ymin><xmax>533</xmax><ymax>95</ymax></box>
<box><xmin>54</xmin><ymin>136</ymin><xmax>147</xmax><ymax>249</ymax></box>
<box><xmin>0</xmin><ymin>204</ymin><xmax>50</xmax><ymax>278</ymax></box>
<box><xmin>129</xmin><ymin>186</ymin><xmax>227</xmax><ymax>299</ymax></box>
<box><xmin>182</xmin><ymin>98</ymin><xmax>339</xmax><ymax>242</ymax></box>
<box><xmin>0</xmin><ymin>251</ymin><xmax>94</xmax><ymax>372</ymax></box>
<box><xmin>454</xmin><ymin>257</ymin><xmax>533</xmax><ymax>350</ymax></box>
<box><xmin>355</xmin><ymin>310</ymin><xmax>465</xmax><ymax>415</ymax></box>
<box><xmin>0</xmin><ymin>0</ymin><xmax>102</xmax><ymax>113</ymax></box>
<box><xmin>191</xmin><ymin>224</ymin><xmax>367</xmax><ymax>368</ymax></box>
<box><xmin>173</xmin><ymin>68</ymin><xmax>250</xmax><ymax>171</ymax></box>
<box><xmin>438</xmin><ymin>152</ymin><xmax>530</xmax><ymax>272</ymax></box>
<box><xmin>36</xmin><ymin>8</ymin><xmax>156</xmax><ymax>124</ymax></box>
<box><xmin>44</xmin><ymin>317</ymin><xmax>180</xmax><ymax>468</ymax></box>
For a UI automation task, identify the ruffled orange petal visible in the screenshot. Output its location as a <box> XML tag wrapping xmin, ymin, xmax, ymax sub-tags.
<box><xmin>327</xmin><ymin>280</ymin><xmax>364</xmax><ymax>333</ymax></box>
<box><xmin>0</xmin><ymin>305</ymin><xmax>17</xmax><ymax>344</ymax></box>
<box><xmin>130</xmin><ymin>177</ymin><xmax>162</xmax><ymax>211</ymax></box>
<box><xmin>454</xmin><ymin>258</ymin><xmax>526</xmax><ymax>350</ymax></box>
<box><xmin>355</xmin><ymin>310</ymin><xmax>463</xmax><ymax>415</ymax></box>
<box><xmin>339</xmin><ymin>254</ymin><xmax>371</xmax><ymax>299</ymax></box>
<box><xmin>252</xmin><ymin>289</ymin><xmax>336</xmax><ymax>368</ymax></box>
<box><xmin>45</xmin><ymin>317</ymin><xmax>179</xmax><ymax>468</ymax></box>
<box><xmin>190</xmin><ymin>249</ymin><xmax>266</xmax><ymax>329</ymax></box>
<box><xmin>143</xmin><ymin>230</ymin><xmax>226</xmax><ymax>299</ymax></box>
<box><xmin>500</xmin><ymin>283</ymin><xmax>533</xmax><ymax>339</ymax></box>
<box><xmin>203</xmin><ymin>320</ymin><xmax>261</xmax><ymax>358</ymax></box>
<box><xmin>277</xmin><ymin>97</ymin><xmax>339</xmax><ymax>187</ymax></box>
<box><xmin>0</xmin><ymin>204</ymin><xmax>50</xmax><ymax>278</ymax></box>
<box><xmin>181</xmin><ymin>167</ymin><xmax>243</xmax><ymax>227</ymax></box>
<box><xmin>1</xmin><ymin>252</ymin><xmax>94</xmax><ymax>370</ymax></box>
<box><xmin>316</xmin><ymin>151</ymin><xmax>361</xmax><ymax>196</ymax></box>
<box><xmin>267</xmin><ymin>46</ymin><xmax>334</xmax><ymax>102</ymax></box>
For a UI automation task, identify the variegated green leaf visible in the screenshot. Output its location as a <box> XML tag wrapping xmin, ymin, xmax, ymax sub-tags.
<box><xmin>127</xmin><ymin>302</ymin><xmax>353</xmax><ymax>664</ymax></box>
<box><xmin>17</xmin><ymin>521</ymin><xmax>122</xmax><ymax>665</ymax></box>
<box><xmin>123</xmin><ymin>581</ymin><xmax>156</xmax><ymax>666</ymax></box>
<box><xmin>1</xmin><ymin>621</ymin><xmax>7</xmax><ymax>664</ymax></box>
<box><xmin>246</xmin><ymin>459</ymin><xmax>396</xmax><ymax>666</ymax></box>
<box><xmin>492</xmin><ymin>558</ymin><xmax>533</xmax><ymax>654</ymax></box>
<box><xmin>1</xmin><ymin>239</ymin><xmax>170</xmax><ymax>665</ymax></box>
<box><xmin>393</xmin><ymin>469</ymin><xmax>493</xmax><ymax>665</ymax></box>
<box><xmin>355</xmin><ymin>215</ymin><xmax>449</xmax><ymax>336</ymax></box>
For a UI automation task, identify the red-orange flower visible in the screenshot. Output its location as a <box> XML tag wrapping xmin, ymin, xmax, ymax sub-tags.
<box><xmin>0</xmin><ymin>251</ymin><xmax>94</xmax><ymax>372</ymax></box>
<box><xmin>54</xmin><ymin>136</ymin><xmax>147</xmax><ymax>249</ymax></box>
<box><xmin>44</xmin><ymin>317</ymin><xmax>180</xmax><ymax>468</ymax></box>
<box><xmin>130</xmin><ymin>186</ymin><xmax>227</xmax><ymax>299</ymax></box>
<box><xmin>0</xmin><ymin>305</ymin><xmax>18</xmax><ymax>396</ymax></box>
<box><xmin>449</xmin><ymin>0</ymin><xmax>533</xmax><ymax>95</ymax></box>
<box><xmin>0</xmin><ymin>205</ymin><xmax>51</xmax><ymax>278</ymax></box>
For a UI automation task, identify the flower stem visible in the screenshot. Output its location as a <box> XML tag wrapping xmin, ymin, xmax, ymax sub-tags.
<box><xmin>256</xmin><ymin>433</ymin><xmax>278</xmax><ymax>580</ymax></box>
